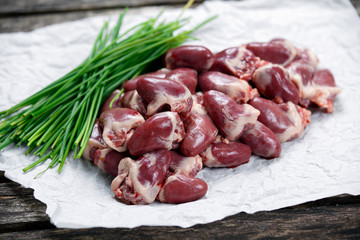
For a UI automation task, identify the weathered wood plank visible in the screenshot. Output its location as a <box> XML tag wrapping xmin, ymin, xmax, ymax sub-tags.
<box><xmin>1</xmin><ymin>0</ymin><xmax>358</xmax><ymax>16</ymax></box>
<box><xmin>0</xmin><ymin>194</ymin><xmax>54</xmax><ymax>233</ymax></box>
<box><xmin>0</xmin><ymin>212</ymin><xmax>54</xmax><ymax>234</ymax></box>
<box><xmin>0</xmin><ymin>0</ymin><xmax>358</xmax><ymax>33</ymax></box>
<box><xmin>0</xmin><ymin>182</ymin><xmax>34</xmax><ymax>196</ymax></box>
<box><xmin>0</xmin><ymin>195</ymin><xmax>47</xmax><ymax>215</ymax></box>
<box><xmin>0</xmin><ymin>0</ymin><xmax>204</xmax><ymax>15</ymax></box>
<box><xmin>286</xmin><ymin>194</ymin><xmax>360</xmax><ymax>208</ymax></box>
<box><xmin>0</xmin><ymin>9</ymin><xmax>119</xmax><ymax>33</ymax></box>
<box><xmin>0</xmin><ymin>204</ymin><xmax>358</xmax><ymax>239</ymax></box>
<box><xmin>0</xmin><ymin>2</ymin><xmax>203</xmax><ymax>33</ymax></box>
<box><xmin>0</xmin><ymin>174</ymin><xmax>55</xmax><ymax>232</ymax></box>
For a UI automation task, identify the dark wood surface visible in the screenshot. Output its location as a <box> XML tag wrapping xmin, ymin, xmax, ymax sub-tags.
<box><xmin>1</xmin><ymin>0</ymin><xmax>360</xmax><ymax>239</ymax></box>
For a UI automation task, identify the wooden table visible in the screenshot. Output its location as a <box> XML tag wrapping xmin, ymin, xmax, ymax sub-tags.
<box><xmin>1</xmin><ymin>0</ymin><xmax>360</xmax><ymax>239</ymax></box>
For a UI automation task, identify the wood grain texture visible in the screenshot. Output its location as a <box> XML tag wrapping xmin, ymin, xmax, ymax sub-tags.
<box><xmin>0</xmin><ymin>182</ymin><xmax>34</xmax><ymax>196</ymax></box>
<box><xmin>0</xmin><ymin>9</ymin><xmax>119</xmax><ymax>33</ymax></box>
<box><xmin>0</xmin><ymin>0</ymin><xmax>204</xmax><ymax>15</ymax></box>
<box><xmin>0</xmin><ymin>203</ymin><xmax>359</xmax><ymax>239</ymax></box>
<box><xmin>0</xmin><ymin>0</ymin><xmax>358</xmax><ymax>33</ymax></box>
<box><xmin>0</xmin><ymin>2</ymin><xmax>204</xmax><ymax>33</ymax></box>
<box><xmin>0</xmin><ymin>180</ymin><xmax>54</xmax><ymax>233</ymax></box>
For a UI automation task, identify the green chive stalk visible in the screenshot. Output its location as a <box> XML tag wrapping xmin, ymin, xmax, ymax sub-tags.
<box><xmin>0</xmin><ymin>7</ymin><xmax>215</xmax><ymax>174</ymax></box>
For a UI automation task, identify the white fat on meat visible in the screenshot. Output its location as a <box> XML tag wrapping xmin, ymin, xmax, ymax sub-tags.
<box><xmin>253</xmin><ymin>64</ymin><xmax>273</xmax><ymax>87</ymax></box>
<box><xmin>201</xmin><ymin>144</ymin><xmax>216</xmax><ymax>163</ymax></box>
<box><xmin>293</xmin><ymin>75</ymin><xmax>342</xmax><ymax>103</ymax></box>
<box><xmin>208</xmin><ymin>73</ymin><xmax>258</xmax><ymax>102</ymax></box>
<box><xmin>166</xmin><ymin>112</ymin><xmax>185</xmax><ymax>149</ymax></box>
<box><xmin>311</xmin><ymin>85</ymin><xmax>342</xmax><ymax>113</ymax></box>
<box><xmin>277</xmin><ymin>39</ymin><xmax>299</xmax><ymax>66</ymax></box>
<box><xmin>146</xmin><ymin>87</ymin><xmax>192</xmax><ymax>116</ymax></box>
<box><xmin>288</xmin><ymin>65</ymin><xmax>314</xmax><ymax>99</ymax></box>
<box><xmin>171</xmin><ymin>155</ymin><xmax>203</xmax><ymax>177</ymax></box>
<box><xmin>83</xmin><ymin>139</ymin><xmax>107</xmax><ymax>161</ymax></box>
<box><xmin>227</xmin><ymin>80</ymin><xmax>258</xmax><ymax>103</ymax></box>
<box><xmin>146</xmin><ymin>152</ymin><xmax>158</xmax><ymax>166</ymax></box>
<box><xmin>111</xmin><ymin>156</ymin><xmax>162</xmax><ymax>204</ymax></box>
<box><xmin>129</xmin><ymin>153</ymin><xmax>166</xmax><ymax>203</ymax></box>
<box><xmin>102</xmin><ymin>115</ymin><xmax>144</xmax><ymax>152</ymax></box>
<box><xmin>111</xmin><ymin>157</ymin><xmax>133</xmax><ymax>192</ymax></box>
<box><xmin>288</xmin><ymin>67</ymin><xmax>342</xmax><ymax>112</ymax></box>
<box><xmin>125</xmin><ymin>90</ymin><xmax>142</xmax><ymax>109</ymax></box>
<box><xmin>190</xmin><ymin>94</ymin><xmax>207</xmax><ymax>115</ymax></box>
<box><xmin>227</xmin><ymin>47</ymin><xmax>246</xmax><ymax>73</ymax></box>
<box><xmin>301</xmin><ymin>48</ymin><xmax>319</xmax><ymax>68</ymax></box>
<box><xmin>223</xmin><ymin>104</ymin><xmax>260</xmax><ymax>141</ymax></box>
<box><xmin>277</xmin><ymin>102</ymin><xmax>311</xmax><ymax>142</ymax></box>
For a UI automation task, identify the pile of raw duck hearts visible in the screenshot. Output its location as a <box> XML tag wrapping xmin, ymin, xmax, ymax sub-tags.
<box><xmin>83</xmin><ymin>38</ymin><xmax>342</xmax><ymax>205</ymax></box>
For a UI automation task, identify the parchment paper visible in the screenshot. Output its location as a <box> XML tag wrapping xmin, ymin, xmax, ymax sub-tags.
<box><xmin>1</xmin><ymin>0</ymin><xmax>360</xmax><ymax>228</ymax></box>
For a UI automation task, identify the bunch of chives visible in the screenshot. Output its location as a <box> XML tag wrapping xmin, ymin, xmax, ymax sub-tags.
<box><xmin>0</xmin><ymin>7</ymin><xmax>215</xmax><ymax>174</ymax></box>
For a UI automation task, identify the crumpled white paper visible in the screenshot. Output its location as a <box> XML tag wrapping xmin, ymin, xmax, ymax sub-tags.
<box><xmin>1</xmin><ymin>0</ymin><xmax>360</xmax><ymax>229</ymax></box>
